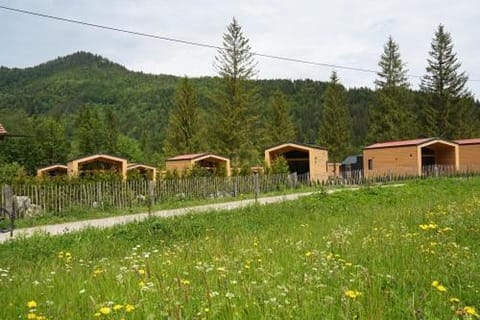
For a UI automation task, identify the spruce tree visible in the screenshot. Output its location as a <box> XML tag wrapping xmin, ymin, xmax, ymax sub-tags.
<box><xmin>163</xmin><ymin>77</ymin><xmax>206</xmax><ymax>157</ymax></box>
<box><xmin>420</xmin><ymin>24</ymin><xmax>475</xmax><ymax>138</ymax></box>
<box><xmin>211</xmin><ymin>17</ymin><xmax>259</xmax><ymax>165</ymax></box>
<box><xmin>317</xmin><ymin>72</ymin><xmax>352</xmax><ymax>162</ymax></box>
<box><xmin>368</xmin><ymin>36</ymin><xmax>415</xmax><ymax>143</ymax></box>
<box><xmin>265</xmin><ymin>90</ymin><xmax>296</xmax><ymax>146</ymax></box>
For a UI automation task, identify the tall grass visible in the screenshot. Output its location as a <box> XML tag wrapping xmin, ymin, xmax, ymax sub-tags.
<box><xmin>1</xmin><ymin>177</ymin><xmax>479</xmax><ymax>319</ymax></box>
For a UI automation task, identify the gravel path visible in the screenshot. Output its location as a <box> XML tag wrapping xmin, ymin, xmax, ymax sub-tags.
<box><xmin>1</xmin><ymin>184</ymin><xmax>405</xmax><ymax>244</ymax></box>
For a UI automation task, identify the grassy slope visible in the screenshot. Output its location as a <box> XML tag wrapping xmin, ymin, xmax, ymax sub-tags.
<box><xmin>0</xmin><ymin>177</ymin><xmax>479</xmax><ymax>319</ymax></box>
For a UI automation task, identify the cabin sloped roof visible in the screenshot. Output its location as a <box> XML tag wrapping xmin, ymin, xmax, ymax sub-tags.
<box><xmin>265</xmin><ymin>142</ymin><xmax>328</xmax><ymax>152</ymax></box>
<box><xmin>166</xmin><ymin>153</ymin><xmax>208</xmax><ymax>161</ymax></box>
<box><xmin>455</xmin><ymin>138</ymin><xmax>480</xmax><ymax>145</ymax></box>
<box><xmin>69</xmin><ymin>154</ymin><xmax>128</xmax><ymax>164</ymax></box>
<box><xmin>364</xmin><ymin>138</ymin><xmax>434</xmax><ymax>150</ymax></box>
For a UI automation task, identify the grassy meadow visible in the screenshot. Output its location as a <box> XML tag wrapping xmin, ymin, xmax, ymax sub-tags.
<box><xmin>0</xmin><ymin>177</ymin><xmax>479</xmax><ymax>319</ymax></box>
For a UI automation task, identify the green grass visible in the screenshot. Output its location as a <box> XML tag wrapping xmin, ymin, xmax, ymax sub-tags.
<box><xmin>1</xmin><ymin>177</ymin><xmax>479</xmax><ymax>319</ymax></box>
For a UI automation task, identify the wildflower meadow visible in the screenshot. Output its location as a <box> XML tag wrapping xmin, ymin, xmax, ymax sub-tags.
<box><xmin>0</xmin><ymin>177</ymin><xmax>479</xmax><ymax>319</ymax></box>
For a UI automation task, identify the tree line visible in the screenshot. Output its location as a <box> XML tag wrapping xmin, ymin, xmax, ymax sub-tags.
<box><xmin>0</xmin><ymin>20</ymin><xmax>478</xmax><ymax>175</ymax></box>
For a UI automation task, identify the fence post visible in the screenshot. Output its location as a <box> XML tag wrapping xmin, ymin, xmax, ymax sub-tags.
<box><xmin>148</xmin><ymin>180</ymin><xmax>154</xmax><ymax>217</ymax></box>
<box><xmin>3</xmin><ymin>184</ymin><xmax>15</xmax><ymax>237</ymax></box>
<box><xmin>254</xmin><ymin>173</ymin><xmax>259</xmax><ymax>203</ymax></box>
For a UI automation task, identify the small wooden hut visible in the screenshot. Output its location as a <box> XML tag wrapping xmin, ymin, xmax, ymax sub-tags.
<box><xmin>165</xmin><ymin>153</ymin><xmax>231</xmax><ymax>176</ymax></box>
<box><xmin>264</xmin><ymin>142</ymin><xmax>329</xmax><ymax>182</ymax></box>
<box><xmin>363</xmin><ymin>138</ymin><xmax>459</xmax><ymax>177</ymax></box>
<box><xmin>67</xmin><ymin>154</ymin><xmax>128</xmax><ymax>180</ymax></box>
<box><xmin>456</xmin><ymin>138</ymin><xmax>480</xmax><ymax>172</ymax></box>
<box><xmin>37</xmin><ymin>164</ymin><xmax>68</xmax><ymax>178</ymax></box>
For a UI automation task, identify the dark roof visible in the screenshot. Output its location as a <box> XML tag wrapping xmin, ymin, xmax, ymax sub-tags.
<box><xmin>341</xmin><ymin>154</ymin><xmax>362</xmax><ymax>165</ymax></box>
<box><xmin>266</xmin><ymin>142</ymin><xmax>328</xmax><ymax>151</ymax></box>
<box><xmin>455</xmin><ymin>138</ymin><xmax>480</xmax><ymax>145</ymax></box>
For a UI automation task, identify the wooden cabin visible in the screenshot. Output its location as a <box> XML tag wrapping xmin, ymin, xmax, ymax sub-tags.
<box><xmin>37</xmin><ymin>164</ymin><xmax>68</xmax><ymax>178</ymax></box>
<box><xmin>363</xmin><ymin>138</ymin><xmax>459</xmax><ymax>177</ymax></box>
<box><xmin>456</xmin><ymin>138</ymin><xmax>480</xmax><ymax>172</ymax></box>
<box><xmin>67</xmin><ymin>154</ymin><xmax>128</xmax><ymax>180</ymax></box>
<box><xmin>264</xmin><ymin>142</ymin><xmax>329</xmax><ymax>182</ymax></box>
<box><xmin>165</xmin><ymin>153</ymin><xmax>231</xmax><ymax>176</ymax></box>
<box><xmin>127</xmin><ymin>163</ymin><xmax>157</xmax><ymax>181</ymax></box>
<box><xmin>0</xmin><ymin>123</ymin><xmax>7</xmax><ymax>140</ymax></box>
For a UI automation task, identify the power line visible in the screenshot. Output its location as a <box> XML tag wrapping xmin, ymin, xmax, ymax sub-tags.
<box><xmin>1</xmin><ymin>5</ymin><xmax>479</xmax><ymax>82</ymax></box>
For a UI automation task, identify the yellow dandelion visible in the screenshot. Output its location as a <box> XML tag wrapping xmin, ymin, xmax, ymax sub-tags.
<box><xmin>27</xmin><ymin>313</ymin><xmax>37</xmax><ymax>320</ymax></box>
<box><xmin>138</xmin><ymin>280</ymin><xmax>146</xmax><ymax>287</ymax></box>
<box><xmin>464</xmin><ymin>306</ymin><xmax>478</xmax><ymax>316</ymax></box>
<box><xmin>436</xmin><ymin>285</ymin><xmax>447</xmax><ymax>292</ymax></box>
<box><xmin>93</xmin><ymin>268</ymin><xmax>104</xmax><ymax>277</ymax></box>
<box><xmin>27</xmin><ymin>300</ymin><xmax>38</xmax><ymax>309</ymax></box>
<box><xmin>99</xmin><ymin>306</ymin><xmax>111</xmax><ymax>315</ymax></box>
<box><xmin>180</xmin><ymin>279</ymin><xmax>190</xmax><ymax>285</ymax></box>
<box><xmin>449</xmin><ymin>297</ymin><xmax>460</xmax><ymax>304</ymax></box>
<box><xmin>138</xmin><ymin>269</ymin><xmax>145</xmax><ymax>275</ymax></box>
<box><xmin>345</xmin><ymin>290</ymin><xmax>361</xmax><ymax>299</ymax></box>
<box><xmin>113</xmin><ymin>304</ymin><xmax>123</xmax><ymax>311</ymax></box>
<box><xmin>125</xmin><ymin>304</ymin><xmax>135</xmax><ymax>313</ymax></box>
<box><xmin>432</xmin><ymin>280</ymin><xmax>447</xmax><ymax>292</ymax></box>
<box><xmin>305</xmin><ymin>251</ymin><xmax>313</xmax><ymax>257</ymax></box>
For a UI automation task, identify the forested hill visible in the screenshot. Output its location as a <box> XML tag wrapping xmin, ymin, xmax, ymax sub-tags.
<box><xmin>2</xmin><ymin>51</ymin><xmax>477</xmax><ymax>173</ymax></box>
<box><xmin>0</xmin><ymin>51</ymin><xmax>376</xmax><ymax>171</ymax></box>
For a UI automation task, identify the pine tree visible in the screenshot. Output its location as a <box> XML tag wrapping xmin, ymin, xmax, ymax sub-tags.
<box><xmin>374</xmin><ymin>36</ymin><xmax>409</xmax><ymax>91</ymax></box>
<box><xmin>74</xmin><ymin>107</ymin><xmax>107</xmax><ymax>155</ymax></box>
<box><xmin>163</xmin><ymin>77</ymin><xmax>206</xmax><ymax>157</ymax></box>
<box><xmin>33</xmin><ymin>118</ymin><xmax>70</xmax><ymax>167</ymax></box>
<box><xmin>368</xmin><ymin>36</ymin><xmax>415</xmax><ymax>143</ymax></box>
<box><xmin>211</xmin><ymin>17</ymin><xmax>259</xmax><ymax>165</ymax></box>
<box><xmin>265</xmin><ymin>90</ymin><xmax>296</xmax><ymax>146</ymax></box>
<box><xmin>317</xmin><ymin>72</ymin><xmax>352</xmax><ymax>162</ymax></box>
<box><xmin>420</xmin><ymin>24</ymin><xmax>475</xmax><ymax>138</ymax></box>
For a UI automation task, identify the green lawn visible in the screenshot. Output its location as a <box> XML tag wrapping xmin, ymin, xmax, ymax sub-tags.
<box><xmin>1</xmin><ymin>177</ymin><xmax>479</xmax><ymax>319</ymax></box>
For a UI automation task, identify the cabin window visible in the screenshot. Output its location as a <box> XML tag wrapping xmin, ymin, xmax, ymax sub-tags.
<box><xmin>368</xmin><ymin>159</ymin><xmax>373</xmax><ymax>170</ymax></box>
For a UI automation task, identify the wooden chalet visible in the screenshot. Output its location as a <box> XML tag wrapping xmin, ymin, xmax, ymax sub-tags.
<box><xmin>67</xmin><ymin>154</ymin><xmax>128</xmax><ymax>180</ymax></box>
<box><xmin>165</xmin><ymin>153</ymin><xmax>231</xmax><ymax>176</ymax></box>
<box><xmin>37</xmin><ymin>164</ymin><xmax>68</xmax><ymax>178</ymax></box>
<box><xmin>363</xmin><ymin>138</ymin><xmax>459</xmax><ymax>177</ymax></box>
<box><xmin>264</xmin><ymin>142</ymin><xmax>329</xmax><ymax>182</ymax></box>
<box><xmin>127</xmin><ymin>163</ymin><xmax>157</xmax><ymax>181</ymax></box>
<box><xmin>455</xmin><ymin>138</ymin><xmax>480</xmax><ymax>172</ymax></box>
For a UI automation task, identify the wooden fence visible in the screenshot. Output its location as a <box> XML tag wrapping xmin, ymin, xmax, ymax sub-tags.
<box><xmin>1</xmin><ymin>174</ymin><xmax>291</xmax><ymax>215</ymax></box>
<box><xmin>1</xmin><ymin>166</ymin><xmax>479</xmax><ymax>217</ymax></box>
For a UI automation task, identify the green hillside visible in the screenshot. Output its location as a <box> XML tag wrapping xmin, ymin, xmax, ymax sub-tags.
<box><xmin>0</xmin><ymin>52</ymin><xmax>478</xmax><ymax>173</ymax></box>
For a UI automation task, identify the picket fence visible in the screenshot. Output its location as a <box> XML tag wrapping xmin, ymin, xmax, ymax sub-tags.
<box><xmin>1</xmin><ymin>165</ymin><xmax>478</xmax><ymax>216</ymax></box>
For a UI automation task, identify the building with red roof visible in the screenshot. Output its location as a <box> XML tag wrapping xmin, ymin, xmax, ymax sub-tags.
<box><xmin>363</xmin><ymin>137</ymin><xmax>459</xmax><ymax>177</ymax></box>
<box><xmin>455</xmin><ymin>138</ymin><xmax>480</xmax><ymax>172</ymax></box>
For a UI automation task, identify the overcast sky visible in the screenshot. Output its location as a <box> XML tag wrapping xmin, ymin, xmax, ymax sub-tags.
<box><xmin>1</xmin><ymin>1</ymin><xmax>479</xmax><ymax>98</ymax></box>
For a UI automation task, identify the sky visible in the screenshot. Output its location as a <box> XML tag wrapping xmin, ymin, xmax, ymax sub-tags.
<box><xmin>1</xmin><ymin>1</ymin><xmax>479</xmax><ymax>98</ymax></box>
